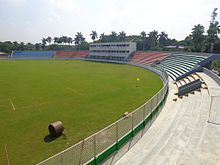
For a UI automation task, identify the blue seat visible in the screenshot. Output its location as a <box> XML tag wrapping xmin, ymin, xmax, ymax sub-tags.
<box><xmin>12</xmin><ymin>51</ymin><xmax>54</xmax><ymax>59</ymax></box>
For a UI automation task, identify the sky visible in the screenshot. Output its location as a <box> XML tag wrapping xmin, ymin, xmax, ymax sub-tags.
<box><xmin>0</xmin><ymin>0</ymin><xmax>220</xmax><ymax>43</ymax></box>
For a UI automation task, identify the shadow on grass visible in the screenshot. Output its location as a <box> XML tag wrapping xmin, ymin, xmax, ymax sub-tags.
<box><xmin>44</xmin><ymin>134</ymin><xmax>62</xmax><ymax>143</ymax></box>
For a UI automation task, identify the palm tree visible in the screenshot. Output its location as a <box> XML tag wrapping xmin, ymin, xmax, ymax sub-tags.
<box><xmin>140</xmin><ymin>31</ymin><xmax>147</xmax><ymax>50</ymax></box>
<box><xmin>46</xmin><ymin>36</ymin><xmax>52</xmax><ymax>45</ymax></box>
<box><xmin>74</xmin><ymin>32</ymin><xmax>85</xmax><ymax>50</ymax></box>
<box><xmin>140</xmin><ymin>31</ymin><xmax>146</xmax><ymax>38</ymax></box>
<box><xmin>12</xmin><ymin>41</ymin><xmax>19</xmax><ymax>50</ymax></box>
<box><xmin>99</xmin><ymin>33</ymin><xmax>106</xmax><ymax>42</ymax></box>
<box><xmin>57</xmin><ymin>37</ymin><xmax>63</xmax><ymax>45</ymax></box>
<box><xmin>53</xmin><ymin>37</ymin><xmax>59</xmax><ymax>44</ymax></box>
<box><xmin>61</xmin><ymin>36</ymin><xmax>68</xmax><ymax>45</ymax></box>
<box><xmin>67</xmin><ymin>37</ymin><xmax>73</xmax><ymax>45</ymax></box>
<box><xmin>110</xmin><ymin>31</ymin><xmax>118</xmax><ymax>42</ymax></box>
<box><xmin>74</xmin><ymin>32</ymin><xmax>85</xmax><ymax>44</ymax></box>
<box><xmin>148</xmin><ymin>30</ymin><xmax>159</xmax><ymax>49</ymax></box>
<box><xmin>90</xmin><ymin>31</ymin><xmax>98</xmax><ymax>42</ymax></box>
<box><xmin>118</xmin><ymin>31</ymin><xmax>126</xmax><ymax>42</ymax></box>
<box><xmin>74</xmin><ymin>36</ymin><xmax>79</xmax><ymax>45</ymax></box>
<box><xmin>159</xmin><ymin>31</ymin><xmax>169</xmax><ymax>47</ymax></box>
<box><xmin>41</xmin><ymin>38</ymin><xmax>47</xmax><ymax>50</ymax></box>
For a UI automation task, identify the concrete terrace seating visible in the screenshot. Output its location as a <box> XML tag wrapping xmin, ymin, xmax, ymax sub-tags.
<box><xmin>131</xmin><ymin>52</ymin><xmax>169</xmax><ymax>65</ymax></box>
<box><xmin>114</xmin><ymin>75</ymin><xmax>220</xmax><ymax>165</ymax></box>
<box><xmin>11</xmin><ymin>51</ymin><xmax>54</xmax><ymax>59</ymax></box>
<box><xmin>55</xmin><ymin>51</ymin><xmax>89</xmax><ymax>59</ymax></box>
<box><xmin>175</xmin><ymin>75</ymin><xmax>201</xmax><ymax>97</ymax></box>
<box><xmin>175</xmin><ymin>75</ymin><xmax>196</xmax><ymax>89</ymax></box>
<box><xmin>156</xmin><ymin>54</ymin><xmax>207</xmax><ymax>81</ymax></box>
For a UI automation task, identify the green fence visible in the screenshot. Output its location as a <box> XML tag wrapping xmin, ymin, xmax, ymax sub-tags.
<box><xmin>37</xmin><ymin>65</ymin><xmax>169</xmax><ymax>165</ymax></box>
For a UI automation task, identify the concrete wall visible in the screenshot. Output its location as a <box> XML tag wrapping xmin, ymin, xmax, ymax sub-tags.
<box><xmin>203</xmin><ymin>68</ymin><xmax>220</xmax><ymax>86</ymax></box>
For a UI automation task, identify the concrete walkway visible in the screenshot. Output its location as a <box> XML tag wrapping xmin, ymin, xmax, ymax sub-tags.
<box><xmin>198</xmin><ymin>72</ymin><xmax>220</xmax><ymax>125</ymax></box>
<box><xmin>114</xmin><ymin>73</ymin><xmax>220</xmax><ymax>165</ymax></box>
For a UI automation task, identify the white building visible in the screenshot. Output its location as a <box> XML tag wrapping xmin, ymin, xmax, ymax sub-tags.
<box><xmin>89</xmin><ymin>42</ymin><xmax>136</xmax><ymax>61</ymax></box>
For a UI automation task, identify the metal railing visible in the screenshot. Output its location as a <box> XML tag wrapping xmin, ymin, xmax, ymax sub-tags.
<box><xmin>37</xmin><ymin>64</ymin><xmax>169</xmax><ymax>165</ymax></box>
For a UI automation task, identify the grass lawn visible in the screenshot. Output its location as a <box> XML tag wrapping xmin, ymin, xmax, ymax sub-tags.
<box><xmin>0</xmin><ymin>60</ymin><xmax>163</xmax><ymax>164</ymax></box>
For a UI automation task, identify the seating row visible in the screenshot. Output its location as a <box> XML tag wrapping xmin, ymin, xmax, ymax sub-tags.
<box><xmin>11</xmin><ymin>51</ymin><xmax>89</xmax><ymax>59</ymax></box>
<box><xmin>156</xmin><ymin>54</ymin><xmax>208</xmax><ymax>81</ymax></box>
<box><xmin>131</xmin><ymin>52</ymin><xmax>169</xmax><ymax>65</ymax></box>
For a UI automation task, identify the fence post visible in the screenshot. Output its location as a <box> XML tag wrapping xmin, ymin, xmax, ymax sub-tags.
<box><xmin>93</xmin><ymin>135</ymin><xmax>97</xmax><ymax>165</ymax></box>
<box><xmin>132</xmin><ymin>113</ymin><xmax>134</xmax><ymax>137</ymax></box>
<box><xmin>157</xmin><ymin>92</ymin><xmax>159</xmax><ymax>107</ymax></box>
<box><xmin>79</xmin><ymin>140</ymin><xmax>84</xmax><ymax>165</ymax></box>
<box><xmin>150</xmin><ymin>98</ymin><xmax>153</xmax><ymax>113</ymax></box>
<box><xmin>149</xmin><ymin>100</ymin><xmax>152</xmax><ymax>126</ymax></box>
<box><xmin>163</xmin><ymin>86</ymin><xmax>165</xmax><ymax>98</ymax></box>
<box><xmin>143</xmin><ymin>105</ymin><xmax>146</xmax><ymax>127</ymax></box>
<box><xmin>116</xmin><ymin>122</ymin><xmax>119</xmax><ymax>150</ymax></box>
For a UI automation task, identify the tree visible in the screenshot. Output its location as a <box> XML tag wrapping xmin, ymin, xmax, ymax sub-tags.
<box><xmin>12</xmin><ymin>41</ymin><xmax>19</xmax><ymax>50</ymax></box>
<box><xmin>18</xmin><ymin>42</ymin><xmax>25</xmax><ymax>51</ymax></box>
<box><xmin>148</xmin><ymin>30</ymin><xmax>159</xmax><ymax>49</ymax></box>
<box><xmin>26</xmin><ymin>42</ymin><xmax>34</xmax><ymax>50</ymax></box>
<box><xmin>35</xmin><ymin>43</ymin><xmax>41</xmax><ymax>50</ymax></box>
<box><xmin>41</xmin><ymin>38</ymin><xmax>47</xmax><ymax>50</ymax></box>
<box><xmin>61</xmin><ymin>36</ymin><xmax>68</xmax><ymax>45</ymax></box>
<box><xmin>99</xmin><ymin>33</ymin><xmax>107</xmax><ymax>42</ymax></box>
<box><xmin>118</xmin><ymin>31</ymin><xmax>126</xmax><ymax>42</ymax></box>
<box><xmin>90</xmin><ymin>31</ymin><xmax>98</xmax><ymax>42</ymax></box>
<box><xmin>74</xmin><ymin>32</ymin><xmax>85</xmax><ymax>44</ymax></box>
<box><xmin>0</xmin><ymin>41</ymin><xmax>13</xmax><ymax>53</ymax></box>
<box><xmin>140</xmin><ymin>31</ymin><xmax>147</xmax><ymax>50</ymax></box>
<box><xmin>53</xmin><ymin>37</ymin><xmax>59</xmax><ymax>44</ymax></box>
<box><xmin>67</xmin><ymin>37</ymin><xmax>73</xmax><ymax>45</ymax></box>
<box><xmin>207</xmin><ymin>21</ymin><xmax>220</xmax><ymax>52</ymax></box>
<box><xmin>110</xmin><ymin>31</ymin><xmax>118</xmax><ymax>42</ymax></box>
<box><xmin>159</xmin><ymin>31</ymin><xmax>169</xmax><ymax>47</ymax></box>
<box><xmin>46</xmin><ymin>36</ymin><xmax>52</xmax><ymax>45</ymax></box>
<box><xmin>207</xmin><ymin>8</ymin><xmax>220</xmax><ymax>52</ymax></box>
<box><xmin>57</xmin><ymin>37</ymin><xmax>63</xmax><ymax>45</ymax></box>
<box><xmin>74</xmin><ymin>32</ymin><xmax>85</xmax><ymax>50</ymax></box>
<box><xmin>140</xmin><ymin>31</ymin><xmax>146</xmax><ymax>38</ymax></box>
<box><xmin>191</xmin><ymin>24</ymin><xmax>205</xmax><ymax>52</ymax></box>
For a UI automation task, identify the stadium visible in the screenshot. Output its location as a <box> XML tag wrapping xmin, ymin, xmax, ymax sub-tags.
<box><xmin>0</xmin><ymin>41</ymin><xmax>220</xmax><ymax>165</ymax></box>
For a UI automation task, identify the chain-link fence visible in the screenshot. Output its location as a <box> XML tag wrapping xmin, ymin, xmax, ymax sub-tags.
<box><xmin>37</xmin><ymin>66</ymin><xmax>169</xmax><ymax>165</ymax></box>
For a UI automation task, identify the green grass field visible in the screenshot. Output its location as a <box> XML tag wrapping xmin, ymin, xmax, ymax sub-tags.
<box><xmin>0</xmin><ymin>60</ymin><xmax>163</xmax><ymax>164</ymax></box>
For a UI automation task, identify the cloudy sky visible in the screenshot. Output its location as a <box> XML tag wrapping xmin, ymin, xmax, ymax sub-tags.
<box><xmin>0</xmin><ymin>0</ymin><xmax>219</xmax><ymax>43</ymax></box>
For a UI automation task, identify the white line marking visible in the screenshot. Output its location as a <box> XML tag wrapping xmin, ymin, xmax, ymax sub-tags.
<box><xmin>9</xmin><ymin>98</ymin><xmax>15</xmax><ymax>110</ymax></box>
<box><xmin>66</xmin><ymin>86</ymin><xmax>82</xmax><ymax>96</ymax></box>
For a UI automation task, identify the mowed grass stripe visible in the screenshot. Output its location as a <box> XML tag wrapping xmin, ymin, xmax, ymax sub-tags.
<box><xmin>0</xmin><ymin>60</ymin><xmax>162</xmax><ymax>164</ymax></box>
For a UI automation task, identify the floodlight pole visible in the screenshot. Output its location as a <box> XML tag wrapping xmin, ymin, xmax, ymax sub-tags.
<box><xmin>210</xmin><ymin>8</ymin><xmax>218</xmax><ymax>53</ymax></box>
